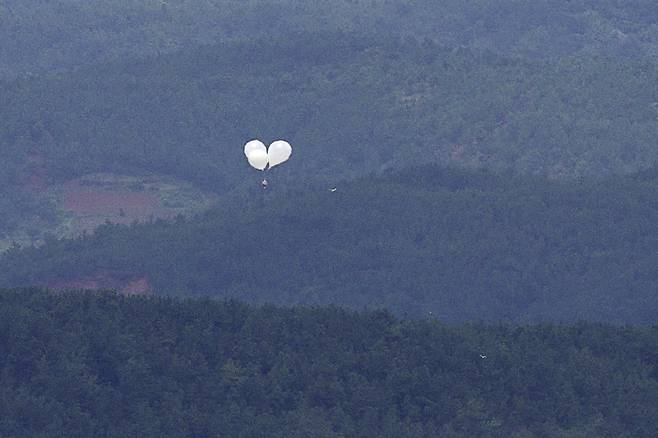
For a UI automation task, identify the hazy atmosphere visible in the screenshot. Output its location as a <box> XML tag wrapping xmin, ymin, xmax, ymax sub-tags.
<box><xmin>1</xmin><ymin>1</ymin><xmax>657</xmax><ymax>436</ymax></box>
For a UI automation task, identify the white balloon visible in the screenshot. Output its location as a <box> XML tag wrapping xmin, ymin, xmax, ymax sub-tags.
<box><xmin>247</xmin><ymin>149</ymin><xmax>268</xmax><ymax>171</ymax></box>
<box><xmin>267</xmin><ymin>140</ymin><xmax>292</xmax><ymax>168</ymax></box>
<box><xmin>244</xmin><ymin>139</ymin><xmax>266</xmax><ymax>158</ymax></box>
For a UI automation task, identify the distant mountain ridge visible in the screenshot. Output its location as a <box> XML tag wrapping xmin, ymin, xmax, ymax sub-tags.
<box><xmin>1</xmin><ymin>0</ymin><xmax>657</xmax><ymax>78</ymax></box>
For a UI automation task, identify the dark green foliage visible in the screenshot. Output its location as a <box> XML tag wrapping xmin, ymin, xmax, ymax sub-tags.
<box><xmin>0</xmin><ymin>289</ymin><xmax>656</xmax><ymax>437</ymax></box>
<box><xmin>3</xmin><ymin>165</ymin><xmax>657</xmax><ymax>323</ymax></box>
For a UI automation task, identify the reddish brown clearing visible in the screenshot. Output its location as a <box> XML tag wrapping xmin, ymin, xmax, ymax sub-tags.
<box><xmin>41</xmin><ymin>271</ymin><xmax>153</xmax><ymax>296</ymax></box>
<box><xmin>63</xmin><ymin>181</ymin><xmax>159</xmax><ymax>219</ymax></box>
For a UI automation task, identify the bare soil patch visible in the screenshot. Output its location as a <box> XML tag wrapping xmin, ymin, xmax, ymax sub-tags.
<box><xmin>1</xmin><ymin>171</ymin><xmax>217</xmax><ymax>257</ymax></box>
<box><xmin>41</xmin><ymin>271</ymin><xmax>153</xmax><ymax>296</ymax></box>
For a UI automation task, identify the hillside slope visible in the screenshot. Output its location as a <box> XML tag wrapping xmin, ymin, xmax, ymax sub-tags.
<box><xmin>3</xmin><ymin>36</ymin><xmax>656</xmax><ymax>188</ymax></box>
<box><xmin>2</xmin><ymin>35</ymin><xmax>657</xmax><ymax>243</ymax></box>
<box><xmin>3</xmin><ymin>4</ymin><xmax>657</xmax><ymax>265</ymax></box>
<box><xmin>2</xmin><ymin>166</ymin><xmax>656</xmax><ymax>323</ymax></box>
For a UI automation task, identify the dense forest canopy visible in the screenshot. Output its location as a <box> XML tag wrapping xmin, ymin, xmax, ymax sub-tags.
<box><xmin>1</xmin><ymin>0</ymin><xmax>658</xmax><ymax>78</ymax></box>
<box><xmin>3</xmin><ymin>165</ymin><xmax>657</xmax><ymax>324</ymax></box>
<box><xmin>1</xmin><ymin>289</ymin><xmax>656</xmax><ymax>437</ymax></box>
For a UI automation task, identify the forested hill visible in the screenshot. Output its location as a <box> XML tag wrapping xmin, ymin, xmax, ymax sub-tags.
<box><xmin>1</xmin><ymin>289</ymin><xmax>657</xmax><ymax>437</ymax></box>
<box><xmin>1</xmin><ymin>0</ymin><xmax>658</xmax><ymax>78</ymax></box>
<box><xmin>2</xmin><ymin>33</ymin><xmax>657</xmax><ymax>243</ymax></box>
<box><xmin>2</xmin><ymin>166</ymin><xmax>657</xmax><ymax>324</ymax></box>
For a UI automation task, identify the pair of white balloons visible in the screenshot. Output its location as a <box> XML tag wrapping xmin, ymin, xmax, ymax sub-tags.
<box><xmin>244</xmin><ymin>139</ymin><xmax>292</xmax><ymax>171</ymax></box>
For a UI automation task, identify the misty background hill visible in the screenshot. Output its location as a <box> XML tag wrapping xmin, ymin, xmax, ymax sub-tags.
<box><xmin>1</xmin><ymin>0</ymin><xmax>658</xmax><ymax>79</ymax></box>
